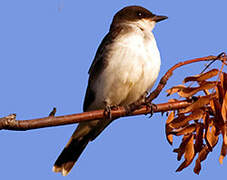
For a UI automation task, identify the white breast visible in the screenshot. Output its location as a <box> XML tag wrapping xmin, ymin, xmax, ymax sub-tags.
<box><xmin>90</xmin><ymin>27</ymin><xmax>161</xmax><ymax>110</ymax></box>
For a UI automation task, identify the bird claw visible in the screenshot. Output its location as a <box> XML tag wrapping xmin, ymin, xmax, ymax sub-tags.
<box><xmin>103</xmin><ymin>104</ymin><xmax>119</xmax><ymax>120</ymax></box>
<box><xmin>145</xmin><ymin>102</ymin><xmax>157</xmax><ymax>118</ymax></box>
<box><xmin>103</xmin><ymin>105</ymin><xmax>112</xmax><ymax>120</ymax></box>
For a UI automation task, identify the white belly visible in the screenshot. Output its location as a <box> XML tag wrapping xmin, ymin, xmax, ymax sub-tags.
<box><xmin>90</xmin><ymin>31</ymin><xmax>161</xmax><ymax>110</ymax></box>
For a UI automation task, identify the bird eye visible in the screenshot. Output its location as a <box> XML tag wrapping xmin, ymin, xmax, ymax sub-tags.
<box><xmin>137</xmin><ymin>12</ymin><xmax>142</xmax><ymax>17</ymax></box>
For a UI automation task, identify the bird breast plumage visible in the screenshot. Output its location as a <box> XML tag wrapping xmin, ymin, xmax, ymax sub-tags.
<box><xmin>91</xmin><ymin>29</ymin><xmax>161</xmax><ymax>109</ymax></box>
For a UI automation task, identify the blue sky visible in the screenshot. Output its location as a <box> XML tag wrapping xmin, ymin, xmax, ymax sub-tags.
<box><xmin>0</xmin><ymin>0</ymin><xmax>226</xmax><ymax>179</ymax></box>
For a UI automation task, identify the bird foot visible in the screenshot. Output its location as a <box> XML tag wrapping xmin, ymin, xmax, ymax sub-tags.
<box><xmin>145</xmin><ymin>102</ymin><xmax>157</xmax><ymax>118</ymax></box>
<box><xmin>103</xmin><ymin>103</ymin><xmax>119</xmax><ymax>120</ymax></box>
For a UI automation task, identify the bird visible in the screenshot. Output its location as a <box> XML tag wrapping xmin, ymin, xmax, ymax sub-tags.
<box><xmin>53</xmin><ymin>5</ymin><xmax>167</xmax><ymax>176</ymax></box>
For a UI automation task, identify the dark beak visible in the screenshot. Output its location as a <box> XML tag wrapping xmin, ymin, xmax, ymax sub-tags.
<box><xmin>152</xmin><ymin>15</ymin><xmax>168</xmax><ymax>22</ymax></box>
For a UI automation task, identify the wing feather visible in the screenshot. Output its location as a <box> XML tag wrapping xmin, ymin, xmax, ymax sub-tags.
<box><xmin>83</xmin><ymin>26</ymin><xmax>124</xmax><ymax>111</ymax></box>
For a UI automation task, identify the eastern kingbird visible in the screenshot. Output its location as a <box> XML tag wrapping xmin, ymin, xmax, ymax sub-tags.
<box><xmin>53</xmin><ymin>5</ymin><xmax>167</xmax><ymax>176</ymax></box>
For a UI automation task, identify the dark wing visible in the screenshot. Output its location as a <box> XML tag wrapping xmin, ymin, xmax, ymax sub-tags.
<box><xmin>83</xmin><ymin>26</ymin><xmax>123</xmax><ymax>111</ymax></box>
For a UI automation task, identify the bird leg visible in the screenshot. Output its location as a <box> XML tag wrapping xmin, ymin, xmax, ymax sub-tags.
<box><xmin>145</xmin><ymin>102</ymin><xmax>157</xmax><ymax>118</ymax></box>
<box><xmin>103</xmin><ymin>101</ymin><xmax>119</xmax><ymax>120</ymax></box>
<box><xmin>103</xmin><ymin>104</ymin><xmax>112</xmax><ymax>120</ymax></box>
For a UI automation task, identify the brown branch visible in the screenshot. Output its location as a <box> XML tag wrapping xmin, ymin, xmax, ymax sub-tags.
<box><xmin>0</xmin><ymin>53</ymin><xmax>226</xmax><ymax>131</ymax></box>
<box><xmin>0</xmin><ymin>100</ymin><xmax>192</xmax><ymax>131</ymax></box>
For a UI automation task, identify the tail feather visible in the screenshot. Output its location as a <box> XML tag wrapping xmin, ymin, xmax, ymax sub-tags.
<box><xmin>53</xmin><ymin>135</ymin><xmax>90</xmax><ymax>176</ymax></box>
<box><xmin>53</xmin><ymin>118</ymin><xmax>115</xmax><ymax>176</ymax></box>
